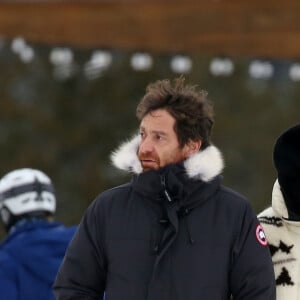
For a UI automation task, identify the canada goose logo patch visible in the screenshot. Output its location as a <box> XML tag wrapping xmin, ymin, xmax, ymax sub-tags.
<box><xmin>256</xmin><ymin>224</ymin><xmax>268</xmax><ymax>246</ymax></box>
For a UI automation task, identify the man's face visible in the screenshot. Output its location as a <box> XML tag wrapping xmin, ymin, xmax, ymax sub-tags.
<box><xmin>138</xmin><ymin>109</ymin><xmax>189</xmax><ymax>172</ymax></box>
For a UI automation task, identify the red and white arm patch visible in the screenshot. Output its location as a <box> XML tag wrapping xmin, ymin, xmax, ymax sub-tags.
<box><xmin>255</xmin><ymin>224</ymin><xmax>268</xmax><ymax>246</ymax></box>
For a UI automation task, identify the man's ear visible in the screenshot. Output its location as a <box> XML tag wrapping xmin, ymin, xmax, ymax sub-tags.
<box><xmin>184</xmin><ymin>139</ymin><xmax>202</xmax><ymax>158</ymax></box>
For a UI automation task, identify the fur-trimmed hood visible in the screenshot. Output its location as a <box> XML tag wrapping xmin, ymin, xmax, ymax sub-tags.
<box><xmin>110</xmin><ymin>134</ymin><xmax>224</xmax><ymax>182</ymax></box>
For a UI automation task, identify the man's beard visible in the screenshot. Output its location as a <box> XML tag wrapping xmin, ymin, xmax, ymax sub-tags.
<box><xmin>138</xmin><ymin>153</ymin><xmax>160</xmax><ymax>171</ymax></box>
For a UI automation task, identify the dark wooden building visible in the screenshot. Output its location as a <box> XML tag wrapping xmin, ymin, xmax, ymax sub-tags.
<box><xmin>1</xmin><ymin>0</ymin><xmax>300</xmax><ymax>58</ymax></box>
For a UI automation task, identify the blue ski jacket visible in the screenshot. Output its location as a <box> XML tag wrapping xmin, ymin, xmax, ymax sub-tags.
<box><xmin>0</xmin><ymin>219</ymin><xmax>76</xmax><ymax>300</ymax></box>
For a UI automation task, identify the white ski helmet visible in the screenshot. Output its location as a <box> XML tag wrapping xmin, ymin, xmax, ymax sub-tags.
<box><xmin>0</xmin><ymin>168</ymin><xmax>56</xmax><ymax>229</ymax></box>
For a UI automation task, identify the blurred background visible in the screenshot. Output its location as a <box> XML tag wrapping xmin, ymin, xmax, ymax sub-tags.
<box><xmin>0</xmin><ymin>0</ymin><xmax>299</xmax><ymax>238</ymax></box>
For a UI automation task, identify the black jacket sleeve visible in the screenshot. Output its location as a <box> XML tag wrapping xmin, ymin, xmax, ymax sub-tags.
<box><xmin>53</xmin><ymin>198</ymin><xmax>106</xmax><ymax>300</ymax></box>
<box><xmin>230</xmin><ymin>201</ymin><xmax>276</xmax><ymax>299</ymax></box>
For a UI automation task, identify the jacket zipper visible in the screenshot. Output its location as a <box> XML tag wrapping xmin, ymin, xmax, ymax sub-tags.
<box><xmin>160</xmin><ymin>175</ymin><xmax>172</xmax><ymax>202</ymax></box>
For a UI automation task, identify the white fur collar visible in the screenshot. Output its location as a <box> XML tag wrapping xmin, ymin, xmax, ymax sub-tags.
<box><xmin>110</xmin><ymin>134</ymin><xmax>224</xmax><ymax>182</ymax></box>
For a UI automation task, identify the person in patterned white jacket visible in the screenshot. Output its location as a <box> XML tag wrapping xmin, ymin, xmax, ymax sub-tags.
<box><xmin>258</xmin><ymin>124</ymin><xmax>300</xmax><ymax>300</ymax></box>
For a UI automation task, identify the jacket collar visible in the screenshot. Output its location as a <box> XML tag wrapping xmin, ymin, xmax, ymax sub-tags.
<box><xmin>272</xmin><ymin>179</ymin><xmax>289</xmax><ymax>219</ymax></box>
<box><xmin>110</xmin><ymin>134</ymin><xmax>224</xmax><ymax>182</ymax></box>
<box><xmin>272</xmin><ymin>179</ymin><xmax>300</xmax><ymax>223</ymax></box>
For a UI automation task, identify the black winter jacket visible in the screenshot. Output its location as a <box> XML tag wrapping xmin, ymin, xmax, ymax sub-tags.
<box><xmin>54</xmin><ymin>136</ymin><xmax>276</xmax><ymax>300</ymax></box>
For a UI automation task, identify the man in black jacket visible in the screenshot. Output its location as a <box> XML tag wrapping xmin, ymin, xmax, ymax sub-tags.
<box><xmin>54</xmin><ymin>77</ymin><xmax>275</xmax><ymax>299</ymax></box>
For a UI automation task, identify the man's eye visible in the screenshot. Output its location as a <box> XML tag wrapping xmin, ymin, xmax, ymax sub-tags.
<box><xmin>156</xmin><ymin>135</ymin><xmax>164</xmax><ymax>141</ymax></box>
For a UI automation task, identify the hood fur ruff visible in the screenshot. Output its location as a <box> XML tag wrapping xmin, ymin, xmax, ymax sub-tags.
<box><xmin>110</xmin><ymin>134</ymin><xmax>224</xmax><ymax>182</ymax></box>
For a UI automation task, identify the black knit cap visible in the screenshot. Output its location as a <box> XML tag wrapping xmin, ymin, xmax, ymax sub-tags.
<box><xmin>273</xmin><ymin>124</ymin><xmax>300</xmax><ymax>220</ymax></box>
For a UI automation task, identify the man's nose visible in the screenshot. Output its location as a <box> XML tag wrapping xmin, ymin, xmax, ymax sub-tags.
<box><xmin>139</xmin><ymin>137</ymin><xmax>154</xmax><ymax>153</ymax></box>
